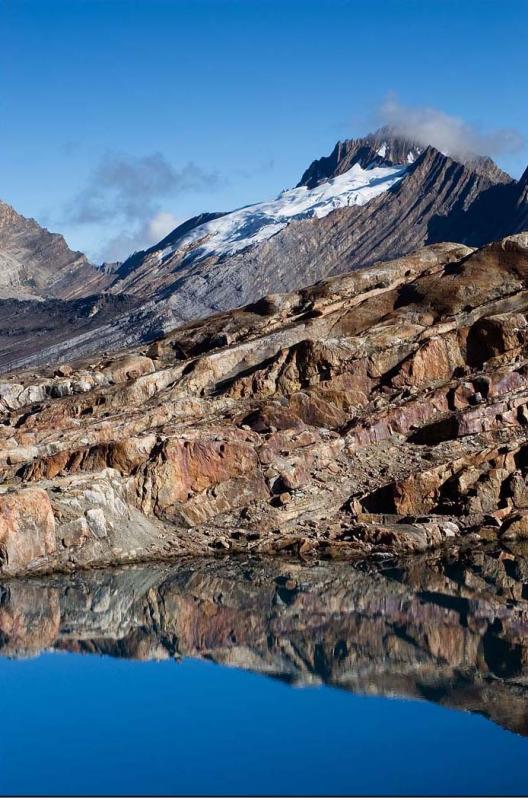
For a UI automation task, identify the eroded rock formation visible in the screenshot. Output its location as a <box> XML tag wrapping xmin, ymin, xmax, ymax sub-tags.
<box><xmin>2</xmin><ymin>234</ymin><xmax>528</xmax><ymax>574</ymax></box>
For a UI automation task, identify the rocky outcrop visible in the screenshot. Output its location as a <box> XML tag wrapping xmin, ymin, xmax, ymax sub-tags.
<box><xmin>1</xmin><ymin>543</ymin><xmax>528</xmax><ymax>735</ymax></box>
<box><xmin>0</xmin><ymin>199</ymin><xmax>109</xmax><ymax>300</ymax></box>
<box><xmin>2</xmin><ymin>235</ymin><xmax>528</xmax><ymax>574</ymax></box>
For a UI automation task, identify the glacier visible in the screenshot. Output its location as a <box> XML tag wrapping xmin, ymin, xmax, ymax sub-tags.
<box><xmin>157</xmin><ymin>161</ymin><xmax>409</xmax><ymax>265</ymax></box>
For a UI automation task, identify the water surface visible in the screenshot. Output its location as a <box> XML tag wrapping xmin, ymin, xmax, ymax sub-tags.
<box><xmin>1</xmin><ymin>546</ymin><xmax>528</xmax><ymax>795</ymax></box>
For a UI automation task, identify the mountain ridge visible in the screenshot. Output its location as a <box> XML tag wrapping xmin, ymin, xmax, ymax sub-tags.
<box><xmin>298</xmin><ymin>127</ymin><xmax>514</xmax><ymax>188</ymax></box>
<box><xmin>0</xmin><ymin>198</ymin><xmax>110</xmax><ymax>301</ymax></box>
<box><xmin>0</xmin><ymin>129</ymin><xmax>526</xmax><ymax>369</ymax></box>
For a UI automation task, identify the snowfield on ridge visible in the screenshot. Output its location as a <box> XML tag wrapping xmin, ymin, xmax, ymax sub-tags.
<box><xmin>157</xmin><ymin>161</ymin><xmax>409</xmax><ymax>264</ymax></box>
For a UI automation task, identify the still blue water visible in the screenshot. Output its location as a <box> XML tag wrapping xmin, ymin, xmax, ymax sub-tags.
<box><xmin>0</xmin><ymin>652</ymin><xmax>527</xmax><ymax>796</ymax></box>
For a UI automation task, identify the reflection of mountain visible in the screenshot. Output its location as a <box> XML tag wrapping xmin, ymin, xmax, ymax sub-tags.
<box><xmin>1</xmin><ymin>544</ymin><xmax>528</xmax><ymax>735</ymax></box>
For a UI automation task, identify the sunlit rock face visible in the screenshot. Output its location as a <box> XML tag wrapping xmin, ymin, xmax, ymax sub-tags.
<box><xmin>3</xmin><ymin>235</ymin><xmax>528</xmax><ymax>574</ymax></box>
<box><xmin>1</xmin><ymin>544</ymin><xmax>528</xmax><ymax>736</ymax></box>
<box><xmin>0</xmin><ymin>199</ymin><xmax>108</xmax><ymax>302</ymax></box>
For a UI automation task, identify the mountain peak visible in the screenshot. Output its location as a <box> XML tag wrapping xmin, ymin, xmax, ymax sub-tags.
<box><xmin>297</xmin><ymin>128</ymin><xmax>424</xmax><ymax>189</ymax></box>
<box><xmin>299</xmin><ymin>128</ymin><xmax>513</xmax><ymax>190</ymax></box>
<box><xmin>364</xmin><ymin>126</ymin><xmax>424</xmax><ymax>163</ymax></box>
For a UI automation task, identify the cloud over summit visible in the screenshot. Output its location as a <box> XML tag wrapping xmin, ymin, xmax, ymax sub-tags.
<box><xmin>378</xmin><ymin>95</ymin><xmax>525</xmax><ymax>159</ymax></box>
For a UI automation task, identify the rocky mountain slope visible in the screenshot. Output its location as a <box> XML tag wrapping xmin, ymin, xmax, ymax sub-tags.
<box><xmin>0</xmin><ymin>129</ymin><xmax>527</xmax><ymax>370</ymax></box>
<box><xmin>3</xmin><ymin>234</ymin><xmax>528</xmax><ymax>576</ymax></box>
<box><xmin>108</xmin><ymin>134</ymin><xmax>519</xmax><ymax>319</ymax></box>
<box><xmin>513</xmin><ymin>167</ymin><xmax>528</xmax><ymax>232</ymax></box>
<box><xmin>0</xmin><ymin>199</ymin><xmax>109</xmax><ymax>300</ymax></box>
<box><xmin>1</xmin><ymin>545</ymin><xmax>528</xmax><ymax>735</ymax></box>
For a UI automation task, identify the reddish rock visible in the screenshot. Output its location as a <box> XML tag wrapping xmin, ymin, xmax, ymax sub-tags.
<box><xmin>0</xmin><ymin>488</ymin><xmax>56</xmax><ymax>574</ymax></box>
<box><xmin>1</xmin><ymin>235</ymin><xmax>528</xmax><ymax>573</ymax></box>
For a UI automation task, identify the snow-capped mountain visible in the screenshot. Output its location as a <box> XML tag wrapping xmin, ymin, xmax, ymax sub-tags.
<box><xmin>108</xmin><ymin>129</ymin><xmax>518</xmax><ymax>309</ymax></box>
<box><xmin>0</xmin><ymin>128</ymin><xmax>527</xmax><ymax>370</ymax></box>
<box><xmin>298</xmin><ymin>126</ymin><xmax>512</xmax><ymax>189</ymax></box>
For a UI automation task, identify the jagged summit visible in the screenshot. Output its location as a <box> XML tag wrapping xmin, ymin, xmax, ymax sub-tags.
<box><xmin>297</xmin><ymin>127</ymin><xmax>420</xmax><ymax>189</ymax></box>
<box><xmin>298</xmin><ymin>126</ymin><xmax>513</xmax><ymax>189</ymax></box>
<box><xmin>298</xmin><ymin>126</ymin><xmax>422</xmax><ymax>187</ymax></box>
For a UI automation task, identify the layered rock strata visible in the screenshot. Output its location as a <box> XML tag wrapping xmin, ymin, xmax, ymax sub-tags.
<box><xmin>0</xmin><ymin>198</ymin><xmax>108</xmax><ymax>300</ymax></box>
<box><xmin>2</xmin><ymin>234</ymin><xmax>528</xmax><ymax>574</ymax></box>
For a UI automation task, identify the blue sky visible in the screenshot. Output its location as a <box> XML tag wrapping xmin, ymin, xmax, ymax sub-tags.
<box><xmin>1</xmin><ymin>0</ymin><xmax>527</xmax><ymax>261</ymax></box>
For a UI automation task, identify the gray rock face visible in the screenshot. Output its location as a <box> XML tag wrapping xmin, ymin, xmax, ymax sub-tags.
<box><xmin>0</xmin><ymin>199</ymin><xmax>109</xmax><ymax>300</ymax></box>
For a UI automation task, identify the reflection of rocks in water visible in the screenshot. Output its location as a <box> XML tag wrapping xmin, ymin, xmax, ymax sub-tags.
<box><xmin>1</xmin><ymin>543</ymin><xmax>528</xmax><ymax>735</ymax></box>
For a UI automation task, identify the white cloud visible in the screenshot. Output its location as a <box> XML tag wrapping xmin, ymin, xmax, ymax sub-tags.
<box><xmin>145</xmin><ymin>211</ymin><xmax>180</xmax><ymax>243</ymax></box>
<box><xmin>98</xmin><ymin>210</ymin><xmax>181</xmax><ymax>263</ymax></box>
<box><xmin>66</xmin><ymin>151</ymin><xmax>220</xmax><ymax>225</ymax></box>
<box><xmin>378</xmin><ymin>94</ymin><xmax>524</xmax><ymax>159</ymax></box>
<box><xmin>63</xmin><ymin>150</ymin><xmax>220</xmax><ymax>262</ymax></box>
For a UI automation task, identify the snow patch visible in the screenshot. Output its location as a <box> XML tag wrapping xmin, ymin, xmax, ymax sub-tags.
<box><xmin>157</xmin><ymin>161</ymin><xmax>409</xmax><ymax>264</ymax></box>
<box><xmin>406</xmin><ymin>148</ymin><xmax>423</xmax><ymax>164</ymax></box>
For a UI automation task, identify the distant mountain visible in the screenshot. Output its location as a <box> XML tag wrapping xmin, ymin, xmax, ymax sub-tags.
<box><xmin>0</xmin><ymin>199</ymin><xmax>109</xmax><ymax>300</ymax></box>
<box><xmin>105</xmin><ymin>130</ymin><xmax>524</xmax><ymax>321</ymax></box>
<box><xmin>110</xmin><ymin>157</ymin><xmax>410</xmax><ymax>302</ymax></box>
<box><xmin>0</xmin><ymin>128</ymin><xmax>526</xmax><ymax>369</ymax></box>
<box><xmin>512</xmin><ymin>166</ymin><xmax>528</xmax><ymax>232</ymax></box>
